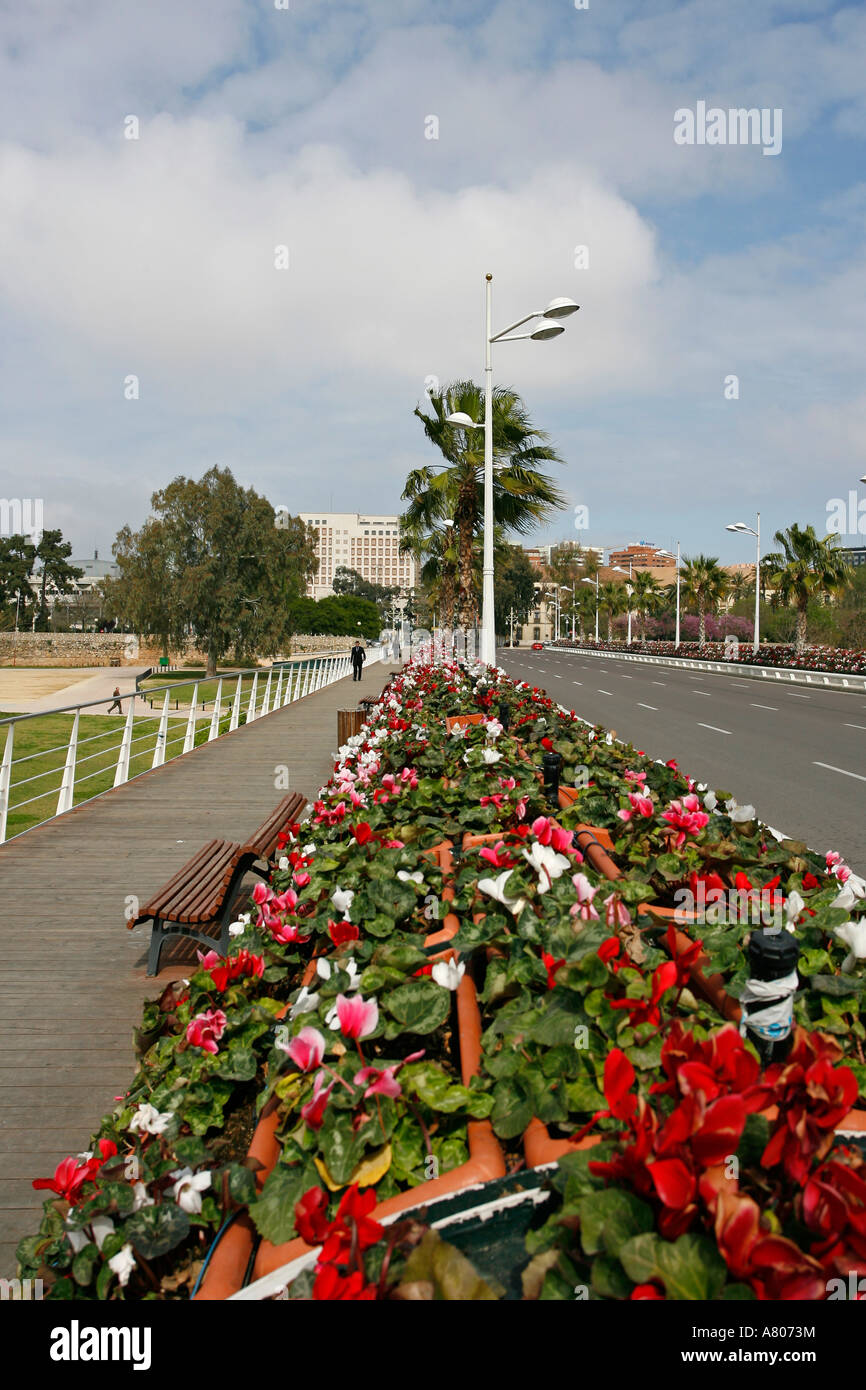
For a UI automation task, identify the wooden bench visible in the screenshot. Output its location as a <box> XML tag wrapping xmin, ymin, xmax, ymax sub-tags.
<box><xmin>128</xmin><ymin>791</ymin><xmax>308</xmax><ymax>976</ymax></box>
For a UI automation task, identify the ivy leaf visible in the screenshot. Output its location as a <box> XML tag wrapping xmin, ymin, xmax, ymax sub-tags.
<box><xmin>384</xmin><ymin>980</ymin><xmax>451</xmax><ymax>1034</ymax></box>
<box><xmin>619</xmin><ymin>1231</ymin><xmax>727</xmax><ymax>1300</ymax></box>
<box><xmin>212</xmin><ymin>1044</ymin><xmax>257</xmax><ymax>1081</ymax></box>
<box><xmin>577</xmin><ymin>1190</ymin><xmax>654</xmax><ymax>1258</ymax></box>
<box><xmin>125</xmin><ymin>1203</ymin><xmax>190</xmax><ymax>1259</ymax></box>
<box><xmin>491</xmin><ymin>1076</ymin><xmax>533</xmax><ymax>1139</ymax></box>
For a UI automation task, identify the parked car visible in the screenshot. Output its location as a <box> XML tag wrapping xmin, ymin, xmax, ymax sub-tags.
<box><xmin>531</xmin><ymin>641</ymin><xmax>544</xmax><ymax>651</ymax></box>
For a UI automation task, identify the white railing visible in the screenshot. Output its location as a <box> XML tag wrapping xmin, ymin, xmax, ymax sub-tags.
<box><xmin>0</xmin><ymin>648</ymin><xmax>377</xmax><ymax>845</ymax></box>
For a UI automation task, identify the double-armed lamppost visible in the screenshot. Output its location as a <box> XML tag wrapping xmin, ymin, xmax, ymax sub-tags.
<box><xmin>445</xmin><ymin>276</ymin><xmax>579</xmax><ymax>667</ymax></box>
<box><xmin>725</xmin><ymin>513</ymin><xmax>761</xmax><ymax>654</ymax></box>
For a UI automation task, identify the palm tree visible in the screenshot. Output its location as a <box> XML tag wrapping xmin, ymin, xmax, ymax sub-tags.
<box><xmin>680</xmin><ymin>556</ymin><xmax>729</xmax><ymax>646</ymax></box>
<box><xmin>726</xmin><ymin>569</ymin><xmax>752</xmax><ymax>607</ymax></box>
<box><xmin>599</xmin><ymin>580</ymin><xmax>627</xmax><ymax>642</ymax></box>
<box><xmin>763</xmin><ymin>524</ymin><xmax>852</xmax><ymax>653</ymax></box>
<box><xmin>402</xmin><ymin>522</ymin><xmax>459</xmax><ymax>627</ymax></box>
<box><xmin>404</xmin><ymin>382</ymin><xmax>566</xmax><ymax>628</ymax></box>
<box><xmin>630</xmin><ymin>570</ymin><xmax>662</xmax><ymax>641</ymax></box>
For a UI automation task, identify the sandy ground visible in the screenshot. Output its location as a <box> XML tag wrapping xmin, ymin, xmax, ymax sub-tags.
<box><xmin>0</xmin><ymin>667</ymin><xmax>150</xmax><ymax>714</ymax></box>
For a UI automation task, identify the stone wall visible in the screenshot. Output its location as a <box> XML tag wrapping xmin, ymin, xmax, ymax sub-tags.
<box><xmin>0</xmin><ymin>632</ymin><xmax>359</xmax><ymax>667</ymax></box>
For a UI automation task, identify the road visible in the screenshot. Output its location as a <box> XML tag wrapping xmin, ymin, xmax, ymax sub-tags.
<box><xmin>497</xmin><ymin>646</ymin><xmax>866</xmax><ymax>872</ymax></box>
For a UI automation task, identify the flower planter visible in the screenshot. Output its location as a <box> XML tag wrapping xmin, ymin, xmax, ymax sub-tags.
<box><xmin>196</xmin><ymin>839</ymin><xmax>505</xmax><ymax>1299</ymax></box>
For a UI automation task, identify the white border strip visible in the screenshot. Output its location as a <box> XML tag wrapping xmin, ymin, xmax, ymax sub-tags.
<box><xmin>549</xmin><ymin>644</ymin><xmax>866</xmax><ymax>694</ymax></box>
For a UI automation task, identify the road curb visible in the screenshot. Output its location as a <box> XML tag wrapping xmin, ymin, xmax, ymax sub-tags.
<box><xmin>546</xmin><ymin>643</ymin><xmax>866</xmax><ymax>694</ymax></box>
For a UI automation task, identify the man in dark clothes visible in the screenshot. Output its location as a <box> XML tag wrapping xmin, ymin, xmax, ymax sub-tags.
<box><xmin>351</xmin><ymin>642</ymin><xmax>365</xmax><ymax>681</ymax></box>
<box><xmin>108</xmin><ymin>686</ymin><xmax>123</xmax><ymax>714</ymax></box>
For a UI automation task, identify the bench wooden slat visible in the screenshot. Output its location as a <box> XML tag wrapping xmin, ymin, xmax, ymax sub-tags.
<box><xmin>245</xmin><ymin>792</ymin><xmax>307</xmax><ymax>860</ymax></box>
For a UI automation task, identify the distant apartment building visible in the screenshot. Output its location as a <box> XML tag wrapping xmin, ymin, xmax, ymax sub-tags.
<box><xmin>844</xmin><ymin>545</ymin><xmax>866</xmax><ymax>568</ymax></box>
<box><xmin>523</xmin><ymin>542</ymin><xmax>605</xmax><ymax>571</ymax></box>
<box><xmin>608</xmin><ymin>542</ymin><xmax>676</xmax><ymax>570</ymax></box>
<box><xmin>299</xmin><ymin>512</ymin><xmax>417</xmax><ymax>599</ymax></box>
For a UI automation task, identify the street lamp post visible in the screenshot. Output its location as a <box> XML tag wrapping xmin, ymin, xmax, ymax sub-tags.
<box><xmin>581</xmin><ymin>575</ymin><xmax>599</xmax><ymax>641</ymax></box>
<box><xmin>446</xmin><ymin>278</ymin><xmax>579</xmax><ymax>668</ymax></box>
<box><xmin>675</xmin><ymin>541</ymin><xmax>681</xmax><ymax>647</ymax></box>
<box><xmin>725</xmin><ymin>513</ymin><xmax>761</xmax><ymax>654</ymax></box>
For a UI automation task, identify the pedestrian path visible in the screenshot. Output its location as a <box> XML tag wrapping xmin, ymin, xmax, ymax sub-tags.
<box><xmin>0</xmin><ymin>660</ymin><xmax>396</xmax><ymax>1275</ymax></box>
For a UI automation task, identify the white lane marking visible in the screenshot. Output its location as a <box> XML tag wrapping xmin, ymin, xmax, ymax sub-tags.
<box><xmin>572</xmin><ymin>681</ymin><xmax>582</xmax><ymax>686</ymax></box>
<box><xmin>788</xmin><ymin>693</ymin><xmax>810</xmax><ymax>699</ymax></box>
<box><xmin>637</xmin><ymin>702</ymin><xmax>658</xmax><ymax>710</ymax></box>
<box><xmin>618</xmin><ymin>674</ymin><xmax>633</xmax><ymax>679</ymax></box>
<box><xmin>814</xmin><ymin>761</ymin><xmax>866</xmax><ymax>783</ymax></box>
<box><xmin>652</xmin><ymin>681</ymin><xmax>666</xmax><ymax>686</ymax></box>
<box><xmin>844</xmin><ymin>724</ymin><xmax>866</xmax><ymax>731</ymax></box>
<box><xmin>751</xmin><ymin>703</ymin><xmax>778</xmax><ymax>711</ymax></box>
<box><xmin>698</xmin><ymin>722</ymin><xmax>731</xmax><ymax>735</ymax></box>
<box><xmin>598</xmin><ymin>689</ymin><xmax>614</xmax><ymax>696</ymax></box>
<box><xmin>693</xmin><ymin>690</ymin><xmax>711</xmax><ymax>696</ymax></box>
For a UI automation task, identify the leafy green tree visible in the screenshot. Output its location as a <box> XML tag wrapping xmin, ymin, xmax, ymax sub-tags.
<box><xmin>0</xmin><ymin>534</ymin><xmax>37</xmax><ymax>628</ymax></box>
<box><xmin>763</xmin><ymin>524</ymin><xmax>853</xmax><ymax>653</ymax></box>
<box><xmin>289</xmin><ymin>594</ymin><xmax>379</xmax><ymax>640</ymax></box>
<box><xmin>494</xmin><ymin>544</ymin><xmax>537</xmax><ymax>638</ymax></box>
<box><xmin>598</xmin><ymin>580</ymin><xmax>627</xmax><ymax>642</ymax></box>
<box><xmin>31</xmin><ymin>530</ymin><xmax>83</xmax><ymax>630</ymax></box>
<box><xmin>404</xmin><ymin>381</ymin><xmax>566</xmax><ymax>627</ymax></box>
<box><xmin>106</xmin><ymin>468</ymin><xmax>316</xmax><ymax>675</ymax></box>
<box><xmin>680</xmin><ymin>555</ymin><xmax>729</xmax><ymax>646</ymax></box>
<box><xmin>332</xmin><ymin>566</ymin><xmax>398</xmax><ymax>610</ymax></box>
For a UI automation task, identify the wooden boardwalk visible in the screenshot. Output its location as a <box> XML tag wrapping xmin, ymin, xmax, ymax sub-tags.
<box><xmin>0</xmin><ymin>660</ymin><xmax>395</xmax><ymax>1275</ymax></box>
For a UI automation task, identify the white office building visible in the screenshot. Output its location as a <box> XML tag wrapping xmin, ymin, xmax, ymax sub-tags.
<box><xmin>299</xmin><ymin>512</ymin><xmax>417</xmax><ymax>599</ymax></box>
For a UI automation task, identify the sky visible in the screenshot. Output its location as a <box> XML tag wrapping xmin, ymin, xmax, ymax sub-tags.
<box><xmin>0</xmin><ymin>0</ymin><xmax>864</xmax><ymax>565</ymax></box>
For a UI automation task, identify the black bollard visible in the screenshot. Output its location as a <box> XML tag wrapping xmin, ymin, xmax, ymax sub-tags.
<box><xmin>542</xmin><ymin>750</ymin><xmax>561</xmax><ymax>809</ymax></box>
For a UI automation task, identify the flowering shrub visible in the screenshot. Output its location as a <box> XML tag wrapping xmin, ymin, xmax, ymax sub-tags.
<box><xmin>552</xmin><ymin>636</ymin><xmax>866</xmax><ymax>676</ymax></box>
<box><xmin>18</xmin><ymin>648</ymin><xmax>866</xmax><ymax>1300</ymax></box>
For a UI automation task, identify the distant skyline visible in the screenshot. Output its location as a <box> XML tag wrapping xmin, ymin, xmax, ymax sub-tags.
<box><xmin>1</xmin><ymin>1</ymin><xmax>863</xmax><ymax>566</ymax></box>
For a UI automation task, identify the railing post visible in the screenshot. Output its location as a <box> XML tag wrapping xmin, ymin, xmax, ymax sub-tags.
<box><xmin>183</xmin><ymin>684</ymin><xmax>200</xmax><ymax>753</ymax></box>
<box><xmin>56</xmin><ymin>710</ymin><xmax>80</xmax><ymax>816</ymax></box>
<box><xmin>0</xmin><ymin>723</ymin><xmax>14</xmax><ymax>844</ymax></box>
<box><xmin>273</xmin><ymin>667</ymin><xmax>284</xmax><ymax>709</ymax></box>
<box><xmin>261</xmin><ymin>670</ymin><xmax>273</xmax><ymax>715</ymax></box>
<box><xmin>208</xmin><ymin>679</ymin><xmax>224</xmax><ymax>741</ymax></box>
<box><xmin>229</xmin><ymin>674</ymin><xmax>243</xmax><ymax>732</ymax></box>
<box><xmin>285</xmin><ymin>665</ymin><xmax>296</xmax><ymax>705</ymax></box>
<box><xmin>300</xmin><ymin>662</ymin><xmax>311</xmax><ymax>699</ymax></box>
<box><xmin>246</xmin><ymin>672</ymin><xmax>259</xmax><ymax>723</ymax></box>
<box><xmin>151</xmin><ymin>691</ymin><xmax>171</xmax><ymax>768</ymax></box>
<box><xmin>114</xmin><ymin>701</ymin><xmax>136</xmax><ymax>786</ymax></box>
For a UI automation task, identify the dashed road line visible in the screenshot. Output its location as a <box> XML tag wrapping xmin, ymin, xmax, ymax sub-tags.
<box><xmin>698</xmin><ymin>722</ymin><xmax>731</xmax><ymax>735</ymax></box>
<box><xmin>814</xmin><ymin>761</ymin><xmax>866</xmax><ymax>783</ymax></box>
<box><xmin>637</xmin><ymin>703</ymin><xmax>658</xmax><ymax>710</ymax></box>
<box><xmin>751</xmin><ymin>703</ymin><xmax>778</xmax><ymax>711</ymax></box>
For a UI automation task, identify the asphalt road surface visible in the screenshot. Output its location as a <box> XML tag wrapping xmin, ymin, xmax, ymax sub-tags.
<box><xmin>497</xmin><ymin>646</ymin><xmax>866</xmax><ymax>873</ymax></box>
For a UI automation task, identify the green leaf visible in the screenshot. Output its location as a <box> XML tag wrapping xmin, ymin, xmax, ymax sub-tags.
<box><xmin>249</xmin><ymin>1159</ymin><xmax>320</xmax><ymax>1244</ymax></box>
<box><xmin>71</xmin><ymin>1243</ymin><xmax>99</xmax><ymax>1287</ymax></box>
<box><xmin>577</xmin><ymin>1190</ymin><xmax>654</xmax><ymax>1258</ymax></box>
<box><xmin>125</xmin><ymin>1203</ymin><xmax>190</xmax><ymax>1259</ymax></box>
<box><xmin>811</xmin><ymin>974</ymin><xmax>864</xmax><ymax>998</ymax></box>
<box><xmin>491</xmin><ymin>1076</ymin><xmax>533</xmax><ymax>1139</ymax></box>
<box><xmin>619</xmin><ymin>1230</ymin><xmax>727</xmax><ymax>1300</ymax></box>
<box><xmin>384</xmin><ymin>979</ymin><xmax>451</xmax><ymax>1034</ymax></box>
<box><xmin>398</xmin><ymin>1230</ymin><xmax>501</xmax><ymax>1300</ymax></box>
<box><xmin>591</xmin><ymin>1254</ymin><xmax>634</xmax><ymax>1299</ymax></box>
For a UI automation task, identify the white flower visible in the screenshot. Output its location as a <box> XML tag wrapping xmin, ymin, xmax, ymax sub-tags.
<box><xmin>65</xmin><ymin>1224</ymin><xmax>89</xmax><ymax>1254</ymax></box>
<box><xmin>278</xmin><ymin>855</ymin><xmax>290</xmax><ymax>871</ymax></box>
<box><xmin>108</xmin><ymin>1243</ymin><xmax>137</xmax><ymax>1288</ymax></box>
<box><xmin>303</xmin><ymin>843</ymin><xmax>316</xmax><ymax>856</ymax></box>
<box><xmin>432</xmin><ymin>959</ymin><xmax>465</xmax><ymax>991</ymax></box>
<box><xmin>171</xmin><ymin>1167</ymin><xmax>212</xmax><ymax>1214</ymax></box>
<box><xmin>523</xmin><ymin>842</ymin><xmax>571</xmax><ymax>892</ymax></box>
<box><xmin>290</xmin><ymin>986</ymin><xmax>321</xmax><ymax>1018</ymax></box>
<box><xmin>331</xmin><ymin>887</ymin><xmax>355</xmax><ymax>919</ymax></box>
<box><xmin>131</xmin><ymin>1182</ymin><xmax>154</xmax><ymax>1212</ymax></box>
<box><xmin>91</xmin><ymin>1214</ymin><xmax>115</xmax><ymax>1249</ymax></box>
<box><xmin>397</xmin><ymin>870</ymin><xmax>424</xmax><ymax>885</ymax></box>
<box><xmin>785</xmin><ymin>890</ymin><xmax>805</xmax><ymax>924</ymax></box>
<box><xmin>316</xmin><ymin>958</ymin><xmax>332</xmax><ymax>980</ymax></box>
<box><xmin>228</xmin><ymin>910</ymin><xmax>250</xmax><ymax>938</ymax></box>
<box><xmin>478</xmin><ymin>870</ymin><xmax>526</xmax><ymax>917</ymax></box>
<box><xmin>703</xmin><ymin>790</ymin><xmax>718</xmax><ymax>812</ymax></box>
<box><xmin>482</xmin><ymin>748</ymin><xmax>502</xmax><ymax>765</ymax></box>
<box><xmin>835</xmin><ymin>920</ymin><xmax>866</xmax><ymax>974</ymax></box>
<box><xmin>128</xmin><ymin>1103</ymin><xmax>174</xmax><ymax>1136</ymax></box>
<box><xmin>727</xmin><ymin>799</ymin><xmax>757</xmax><ymax>823</ymax></box>
<box><xmin>484</xmin><ymin>718</ymin><xmax>504</xmax><ymax>740</ymax></box>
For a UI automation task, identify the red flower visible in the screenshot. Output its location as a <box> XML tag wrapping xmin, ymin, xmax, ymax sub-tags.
<box><xmin>295</xmin><ymin>1186</ymin><xmax>331</xmax><ymax>1244</ymax></box>
<box><xmin>802</xmin><ymin>872</ymin><xmax>820</xmax><ymax>890</ymax></box>
<box><xmin>541</xmin><ymin>737</ymin><xmax>554</xmax><ymax>751</ymax></box>
<box><xmin>352</xmin><ymin>822</ymin><xmax>373</xmax><ymax>845</ymax></box>
<box><xmin>328</xmin><ymin>919</ymin><xmax>360</xmax><ymax>948</ymax></box>
<box><xmin>541</xmin><ymin>950</ymin><xmax>566</xmax><ymax>990</ymax></box>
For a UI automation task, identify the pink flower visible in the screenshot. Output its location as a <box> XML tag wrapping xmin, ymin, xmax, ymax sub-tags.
<box><xmin>618</xmin><ymin>792</ymin><xmax>654</xmax><ymax>822</ymax></box>
<box><xmin>603</xmin><ymin>893</ymin><xmax>631</xmax><ymax>929</ymax></box>
<box><xmin>301</xmin><ymin>1072</ymin><xmax>335</xmax><ymax>1130</ymax></box>
<box><xmin>384</xmin><ymin>839</ymin><xmax>405</xmax><ymax>849</ymax></box>
<box><xmin>252</xmin><ymin>882</ymin><xmax>271</xmax><ymax>906</ymax></box>
<box><xmin>354</xmin><ymin>1064</ymin><xmax>402</xmax><ymax>1099</ymax></box>
<box><xmin>624</xmin><ymin>769</ymin><xmax>647</xmax><ymax>785</ymax></box>
<box><xmin>570</xmin><ymin>872</ymin><xmax>600</xmax><ymax>922</ymax></box>
<box><xmin>335</xmin><ymin>993</ymin><xmax>379</xmax><ymax>1040</ymax></box>
<box><xmin>293</xmin><ymin>871</ymin><xmax>311</xmax><ymax>888</ymax></box>
<box><xmin>186</xmin><ymin>1009</ymin><xmax>228</xmax><ymax>1054</ymax></box>
<box><xmin>282</xmin><ymin>1026</ymin><xmax>326</xmax><ymax>1073</ymax></box>
<box><xmin>272</xmin><ymin>887</ymin><xmax>298</xmax><ymax>913</ymax></box>
<box><xmin>661</xmin><ymin>796</ymin><xmax>710</xmax><ymax>849</ymax></box>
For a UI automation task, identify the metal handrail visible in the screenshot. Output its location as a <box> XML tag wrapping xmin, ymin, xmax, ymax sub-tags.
<box><xmin>0</xmin><ymin>647</ymin><xmax>383</xmax><ymax>844</ymax></box>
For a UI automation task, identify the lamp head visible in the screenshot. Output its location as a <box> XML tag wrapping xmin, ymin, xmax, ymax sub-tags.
<box><xmin>446</xmin><ymin>412</ymin><xmax>481</xmax><ymax>428</ymax></box>
<box><xmin>529</xmin><ymin>320</ymin><xmax>565</xmax><ymax>341</ymax></box>
<box><xmin>543</xmin><ymin>297</ymin><xmax>580</xmax><ymax>319</ymax></box>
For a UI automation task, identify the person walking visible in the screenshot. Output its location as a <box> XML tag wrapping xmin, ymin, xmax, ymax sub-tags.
<box><xmin>351</xmin><ymin>641</ymin><xmax>366</xmax><ymax>682</ymax></box>
<box><xmin>107</xmin><ymin>686</ymin><xmax>123</xmax><ymax>714</ymax></box>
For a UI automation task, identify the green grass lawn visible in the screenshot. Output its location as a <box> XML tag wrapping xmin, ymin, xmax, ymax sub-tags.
<box><xmin>138</xmin><ymin>666</ymin><xmax>308</xmax><ymax>710</ymax></box>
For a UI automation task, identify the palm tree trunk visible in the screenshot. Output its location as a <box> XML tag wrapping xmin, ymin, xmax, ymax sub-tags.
<box><xmin>606</xmin><ymin>613</ymin><xmax>613</xmax><ymax>642</ymax></box>
<box><xmin>457</xmin><ymin>514</ymin><xmax>475</xmax><ymax>630</ymax></box>
<box><xmin>698</xmin><ymin>603</ymin><xmax>706</xmax><ymax>646</ymax></box>
<box><xmin>796</xmin><ymin>601</ymin><xmax>808</xmax><ymax>653</ymax></box>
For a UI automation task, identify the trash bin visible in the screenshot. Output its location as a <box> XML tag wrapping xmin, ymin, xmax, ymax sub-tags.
<box><xmin>337</xmin><ymin>710</ymin><xmax>365</xmax><ymax>745</ymax></box>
